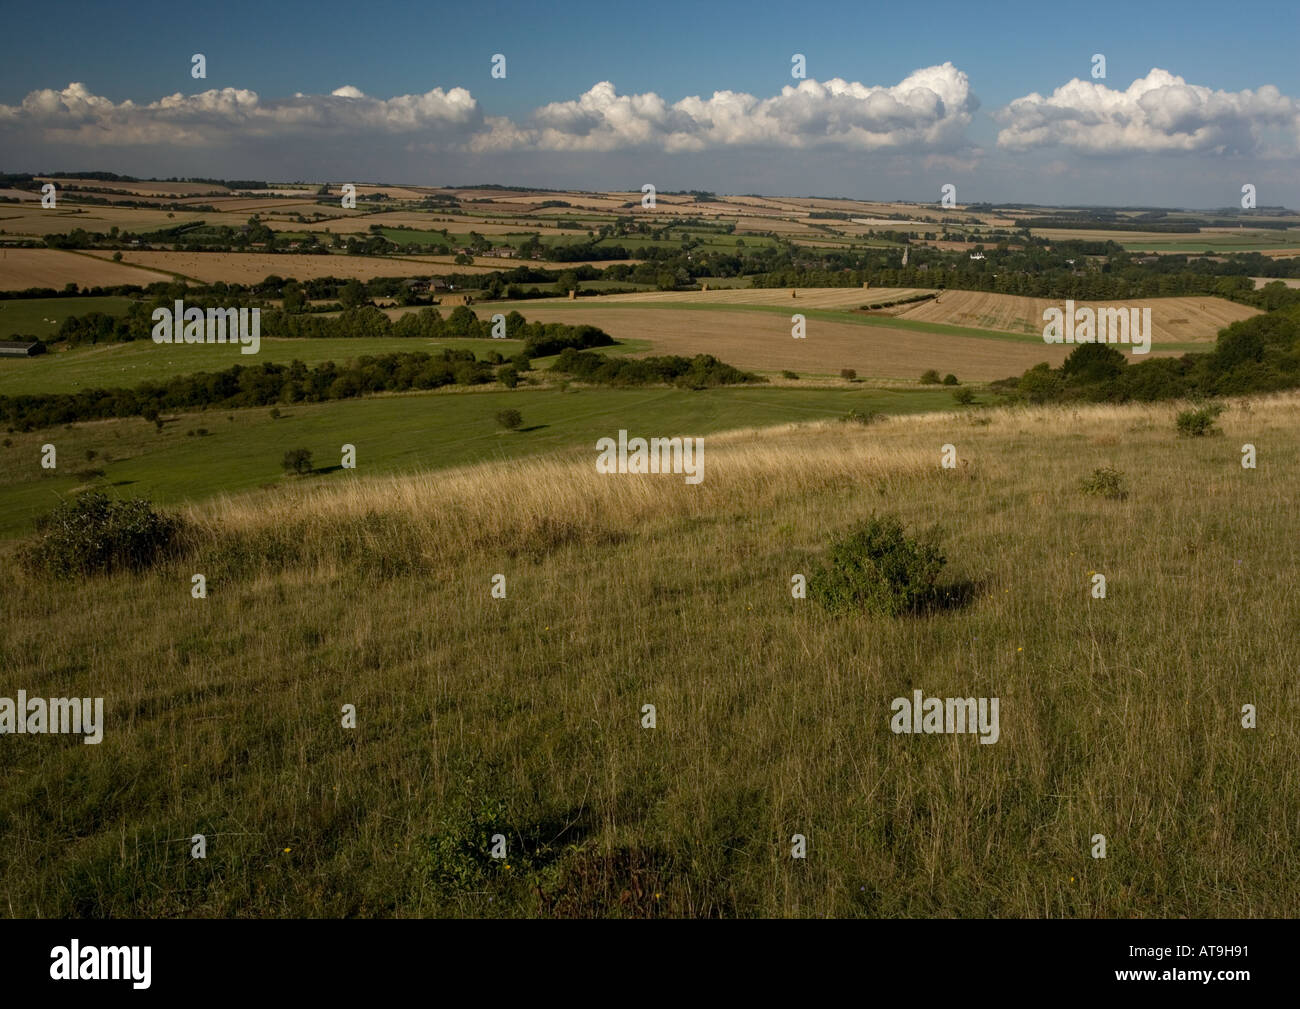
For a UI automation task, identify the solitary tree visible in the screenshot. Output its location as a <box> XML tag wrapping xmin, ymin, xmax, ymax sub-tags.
<box><xmin>282</xmin><ymin>448</ymin><xmax>313</xmax><ymax>474</ymax></box>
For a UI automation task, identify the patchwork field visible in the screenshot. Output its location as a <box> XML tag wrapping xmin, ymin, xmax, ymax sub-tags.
<box><xmin>77</xmin><ymin>250</ymin><xmax>441</xmax><ymax>284</ymax></box>
<box><xmin>474</xmin><ymin>304</ymin><xmax>1086</xmax><ymax>379</ymax></box>
<box><xmin>0</xmin><ymin>205</ymin><xmax>222</xmax><ymax>237</ymax></box>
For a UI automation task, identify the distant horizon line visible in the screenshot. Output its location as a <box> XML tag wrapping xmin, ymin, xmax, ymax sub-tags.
<box><xmin>4</xmin><ymin>170</ymin><xmax>1295</xmax><ymax>216</ymax></box>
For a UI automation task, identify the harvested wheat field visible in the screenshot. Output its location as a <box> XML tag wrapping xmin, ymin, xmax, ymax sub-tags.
<box><xmin>0</xmin><ymin>248</ymin><xmax>175</xmax><ymax>290</ymax></box>
<box><xmin>0</xmin><ymin>204</ymin><xmax>218</xmax><ymax>236</ymax></box>
<box><xmin>78</xmin><ymin>250</ymin><xmax>440</xmax><ymax>283</ymax></box>
<box><xmin>477</xmin><ymin>304</ymin><xmax>1119</xmax><ymax>379</ymax></box>
<box><xmin>892</xmin><ymin>290</ymin><xmax>1259</xmax><ymax>342</ymax></box>
<box><xmin>38</xmin><ymin>178</ymin><xmax>231</xmax><ymax>197</ymax></box>
<box><xmin>594</xmin><ymin>286</ymin><xmax>926</xmax><ymax>309</ymax></box>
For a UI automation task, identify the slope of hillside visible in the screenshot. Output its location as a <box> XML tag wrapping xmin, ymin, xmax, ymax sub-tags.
<box><xmin>4</xmin><ymin>394</ymin><xmax>1297</xmax><ymax>917</ymax></box>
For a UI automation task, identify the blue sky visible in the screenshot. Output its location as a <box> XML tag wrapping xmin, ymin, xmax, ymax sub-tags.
<box><xmin>1</xmin><ymin>0</ymin><xmax>1297</xmax><ymax>206</ymax></box>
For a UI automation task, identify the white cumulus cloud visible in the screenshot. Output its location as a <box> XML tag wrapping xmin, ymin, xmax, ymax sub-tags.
<box><xmin>996</xmin><ymin>69</ymin><xmax>1300</xmax><ymax>156</ymax></box>
<box><xmin>0</xmin><ymin>81</ymin><xmax>483</xmax><ymax>147</ymax></box>
<box><xmin>471</xmin><ymin>63</ymin><xmax>978</xmax><ymax>153</ymax></box>
<box><xmin>0</xmin><ymin>66</ymin><xmax>979</xmax><ymax>156</ymax></box>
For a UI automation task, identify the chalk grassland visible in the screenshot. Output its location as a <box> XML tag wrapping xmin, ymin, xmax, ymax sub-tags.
<box><xmin>1253</xmin><ymin>277</ymin><xmax>1300</xmax><ymax>289</ymax></box>
<box><xmin>0</xmin><ymin>385</ymin><xmax>956</xmax><ymax>539</ymax></box>
<box><xmin>0</xmin><ymin>249</ymin><xmax>176</xmax><ymax>290</ymax></box>
<box><xmin>1</xmin><ymin>394</ymin><xmax>1296</xmax><ymax>917</ymax></box>
<box><xmin>891</xmin><ymin>290</ymin><xmax>1259</xmax><ymax>343</ymax></box>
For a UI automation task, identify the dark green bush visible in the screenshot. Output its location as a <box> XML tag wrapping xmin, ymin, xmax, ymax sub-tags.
<box><xmin>810</xmin><ymin>515</ymin><xmax>947</xmax><ymax>617</ymax></box>
<box><xmin>496</xmin><ymin>409</ymin><xmax>523</xmax><ymax>430</ymax></box>
<box><xmin>21</xmin><ymin>492</ymin><xmax>182</xmax><ymax>579</ymax></box>
<box><xmin>952</xmin><ymin>388</ymin><xmax>976</xmax><ymax>405</ymax></box>
<box><xmin>282</xmin><ymin>447</ymin><xmax>313</xmax><ymax>474</ymax></box>
<box><xmin>1176</xmin><ymin>403</ymin><xmax>1224</xmax><ymax>437</ymax></box>
<box><xmin>840</xmin><ymin>368</ymin><xmax>857</xmax><ymax>381</ymax></box>
<box><xmin>498</xmin><ymin>366</ymin><xmax>519</xmax><ymax>388</ymax></box>
<box><xmin>781</xmin><ymin>370</ymin><xmax>799</xmax><ymax>380</ymax></box>
<box><xmin>920</xmin><ymin>369</ymin><xmax>942</xmax><ymax>384</ymax></box>
<box><xmin>942</xmin><ymin>373</ymin><xmax>959</xmax><ymax>386</ymax></box>
<box><xmin>843</xmin><ymin>408</ymin><xmax>880</xmax><ymax>425</ymax></box>
<box><xmin>1080</xmin><ymin>466</ymin><xmax>1128</xmax><ymax>500</ymax></box>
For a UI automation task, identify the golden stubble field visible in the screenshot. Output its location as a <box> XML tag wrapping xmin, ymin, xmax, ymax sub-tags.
<box><xmin>0</xmin><ymin>248</ymin><xmax>176</xmax><ymax>290</ymax></box>
<box><xmin>893</xmin><ymin>290</ymin><xmax>1260</xmax><ymax>342</ymax></box>
<box><xmin>479</xmin><ymin>303</ymin><xmax>1088</xmax><ymax>379</ymax></box>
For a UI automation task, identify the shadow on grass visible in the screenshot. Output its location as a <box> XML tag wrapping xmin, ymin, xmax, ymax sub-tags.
<box><xmin>916</xmin><ymin>576</ymin><xmax>984</xmax><ymax>615</ymax></box>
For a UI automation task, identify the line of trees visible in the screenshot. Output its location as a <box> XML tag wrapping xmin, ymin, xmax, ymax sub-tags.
<box><xmin>993</xmin><ymin>303</ymin><xmax>1300</xmax><ymax>404</ymax></box>
<box><xmin>550</xmin><ymin>348</ymin><xmax>761</xmax><ymax>388</ymax></box>
<box><xmin>2</xmin><ymin>314</ymin><xmax>616</xmax><ymax>430</ymax></box>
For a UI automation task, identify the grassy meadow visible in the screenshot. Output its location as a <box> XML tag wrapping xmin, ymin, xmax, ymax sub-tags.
<box><xmin>0</xmin><ymin>384</ymin><xmax>960</xmax><ymax>539</ymax></box>
<box><xmin>1</xmin><ymin>393</ymin><xmax>1296</xmax><ymax>917</ymax></box>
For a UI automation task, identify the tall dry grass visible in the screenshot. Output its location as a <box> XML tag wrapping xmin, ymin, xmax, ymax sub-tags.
<box><xmin>3</xmin><ymin>393</ymin><xmax>1298</xmax><ymax>917</ymax></box>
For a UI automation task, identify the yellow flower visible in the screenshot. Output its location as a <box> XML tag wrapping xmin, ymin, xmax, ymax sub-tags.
<box><xmin>283</xmin><ymin>847</ymin><xmax>291</xmax><ymax>853</ymax></box>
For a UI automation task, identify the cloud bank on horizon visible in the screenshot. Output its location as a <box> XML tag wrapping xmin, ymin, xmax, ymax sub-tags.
<box><xmin>4</xmin><ymin>64</ymin><xmax>1297</xmax><ymax>160</ymax></box>
<box><xmin>2</xmin><ymin>63</ymin><xmax>1297</xmax><ymax>207</ymax></box>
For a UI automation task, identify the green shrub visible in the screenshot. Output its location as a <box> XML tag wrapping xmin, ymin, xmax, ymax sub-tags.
<box><xmin>498</xmin><ymin>366</ymin><xmax>519</xmax><ymax>388</ymax></box>
<box><xmin>840</xmin><ymin>368</ymin><xmax>857</xmax><ymax>381</ymax></box>
<box><xmin>920</xmin><ymin>369</ymin><xmax>942</xmax><ymax>384</ymax></box>
<box><xmin>496</xmin><ymin>409</ymin><xmax>523</xmax><ymax>430</ymax></box>
<box><xmin>844</xmin><ymin>408</ymin><xmax>880</xmax><ymax>425</ymax></box>
<box><xmin>810</xmin><ymin>515</ymin><xmax>947</xmax><ymax>617</ymax></box>
<box><xmin>1080</xmin><ymin>466</ymin><xmax>1128</xmax><ymax>500</ymax></box>
<box><xmin>282</xmin><ymin>447</ymin><xmax>313</xmax><ymax>474</ymax></box>
<box><xmin>269</xmin><ymin>407</ymin><xmax>281</xmax><ymax>420</ymax></box>
<box><xmin>20</xmin><ymin>492</ymin><xmax>183</xmax><ymax>579</ymax></box>
<box><xmin>781</xmin><ymin>370</ymin><xmax>799</xmax><ymax>380</ymax></box>
<box><xmin>952</xmin><ymin>388</ymin><xmax>975</xmax><ymax>405</ymax></box>
<box><xmin>1176</xmin><ymin>403</ymin><xmax>1224</xmax><ymax>437</ymax></box>
<box><xmin>942</xmin><ymin>373</ymin><xmax>959</xmax><ymax>386</ymax></box>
